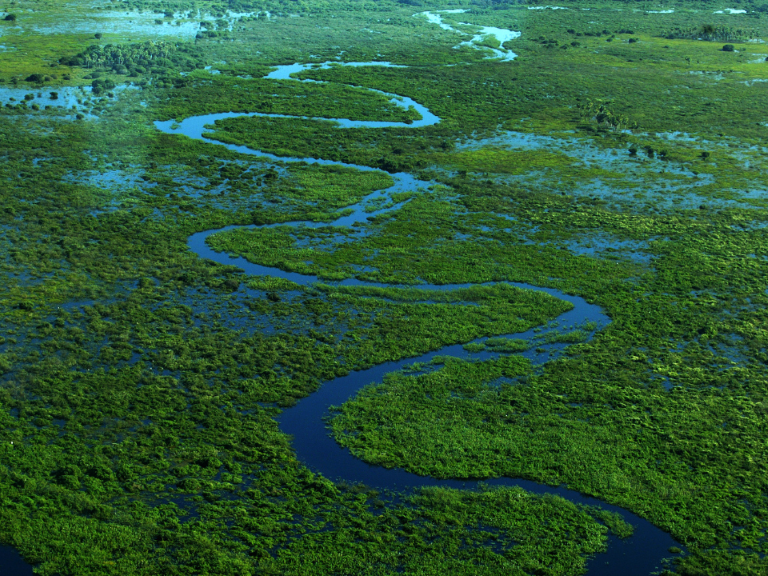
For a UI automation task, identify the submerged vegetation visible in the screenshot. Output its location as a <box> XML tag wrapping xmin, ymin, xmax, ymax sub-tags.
<box><xmin>2</xmin><ymin>0</ymin><xmax>768</xmax><ymax>575</ymax></box>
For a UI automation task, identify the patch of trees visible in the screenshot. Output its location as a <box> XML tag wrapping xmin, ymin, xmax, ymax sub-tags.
<box><xmin>25</xmin><ymin>73</ymin><xmax>56</xmax><ymax>84</ymax></box>
<box><xmin>576</xmin><ymin>98</ymin><xmax>637</xmax><ymax>132</ymax></box>
<box><xmin>91</xmin><ymin>78</ymin><xmax>116</xmax><ymax>96</ymax></box>
<box><xmin>195</xmin><ymin>29</ymin><xmax>231</xmax><ymax>39</ymax></box>
<box><xmin>663</xmin><ymin>24</ymin><xmax>751</xmax><ymax>42</ymax></box>
<box><xmin>59</xmin><ymin>40</ymin><xmax>205</xmax><ymax>78</ymax></box>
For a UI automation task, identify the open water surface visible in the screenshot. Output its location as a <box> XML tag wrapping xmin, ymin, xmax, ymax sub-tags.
<box><xmin>416</xmin><ymin>10</ymin><xmax>520</xmax><ymax>61</ymax></box>
<box><xmin>0</xmin><ymin>546</ymin><xmax>34</xmax><ymax>576</ymax></box>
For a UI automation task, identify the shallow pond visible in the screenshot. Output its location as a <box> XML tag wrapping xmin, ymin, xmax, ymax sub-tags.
<box><xmin>0</xmin><ymin>85</ymin><xmax>90</xmax><ymax>109</ymax></box>
<box><xmin>415</xmin><ymin>10</ymin><xmax>520</xmax><ymax>61</ymax></box>
<box><xmin>29</xmin><ymin>9</ymin><xmax>261</xmax><ymax>38</ymax></box>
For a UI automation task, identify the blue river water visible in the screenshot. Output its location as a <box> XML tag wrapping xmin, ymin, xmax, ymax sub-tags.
<box><xmin>0</xmin><ymin>61</ymin><xmax>681</xmax><ymax>574</ymax></box>
<box><xmin>176</xmin><ymin>63</ymin><xmax>682</xmax><ymax>574</ymax></box>
<box><xmin>187</xmin><ymin>229</ymin><xmax>680</xmax><ymax>576</ymax></box>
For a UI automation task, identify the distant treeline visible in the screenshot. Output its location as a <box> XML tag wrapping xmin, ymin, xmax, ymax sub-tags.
<box><xmin>460</xmin><ymin>0</ymin><xmax>768</xmax><ymax>8</ymax></box>
<box><xmin>59</xmin><ymin>41</ymin><xmax>204</xmax><ymax>76</ymax></box>
<box><xmin>112</xmin><ymin>0</ymin><xmax>768</xmax><ymax>12</ymax></box>
<box><xmin>56</xmin><ymin>40</ymin><xmax>206</xmax><ymax>92</ymax></box>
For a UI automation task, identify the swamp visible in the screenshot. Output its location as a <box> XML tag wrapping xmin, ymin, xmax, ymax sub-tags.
<box><xmin>1</xmin><ymin>0</ymin><xmax>768</xmax><ymax>574</ymax></box>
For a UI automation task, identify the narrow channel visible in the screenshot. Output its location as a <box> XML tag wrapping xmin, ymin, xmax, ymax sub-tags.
<box><xmin>169</xmin><ymin>62</ymin><xmax>683</xmax><ymax>575</ymax></box>
<box><xmin>0</xmin><ymin>59</ymin><xmax>682</xmax><ymax>576</ymax></box>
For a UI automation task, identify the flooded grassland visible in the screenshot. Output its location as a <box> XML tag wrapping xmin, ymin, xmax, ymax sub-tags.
<box><xmin>1</xmin><ymin>1</ymin><xmax>768</xmax><ymax>575</ymax></box>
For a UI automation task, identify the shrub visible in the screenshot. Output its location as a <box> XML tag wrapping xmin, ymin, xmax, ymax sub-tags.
<box><xmin>91</xmin><ymin>78</ymin><xmax>115</xmax><ymax>95</ymax></box>
<box><xmin>722</xmin><ymin>44</ymin><xmax>735</xmax><ymax>52</ymax></box>
<box><xmin>644</xmin><ymin>145</ymin><xmax>655</xmax><ymax>158</ymax></box>
<box><xmin>3</xmin><ymin>13</ymin><xmax>16</xmax><ymax>22</ymax></box>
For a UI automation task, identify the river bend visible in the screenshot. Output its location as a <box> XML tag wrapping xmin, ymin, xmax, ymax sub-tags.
<box><xmin>161</xmin><ymin>61</ymin><xmax>683</xmax><ymax>575</ymax></box>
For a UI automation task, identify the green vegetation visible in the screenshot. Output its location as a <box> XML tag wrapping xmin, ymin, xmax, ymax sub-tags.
<box><xmin>2</xmin><ymin>0</ymin><xmax>768</xmax><ymax>575</ymax></box>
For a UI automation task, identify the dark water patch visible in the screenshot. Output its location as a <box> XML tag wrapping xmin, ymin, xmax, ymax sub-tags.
<box><xmin>707</xmin><ymin>338</ymin><xmax>750</xmax><ymax>366</ymax></box>
<box><xmin>178</xmin><ymin>285</ymin><xmax>306</xmax><ymax>337</ymax></box>
<box><xmin>651</xmin><ymin>374</ymin><xmax>674</xmax><ymax>391</ymax></box>
<box><xmin>0</xmin><ymin>546</ymin><xmax>34</xmax><ymax>576</ymax></box>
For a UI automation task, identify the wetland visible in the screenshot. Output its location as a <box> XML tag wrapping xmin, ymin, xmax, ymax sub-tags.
<box><xmin>2</xmin><ymin>1</ymin><xmax>768</xmax><ymax>575</ymax></box>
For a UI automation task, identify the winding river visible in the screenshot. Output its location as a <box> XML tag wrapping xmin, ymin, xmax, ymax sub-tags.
<box><xmin>0</xmin><ymin>59</ymin><xmax>680</xmax><ymax>576</ymax></box>
<box><xmin>162</xmin><ymin>61</ymin><xmax>683</xmax><ymax>575</ymax></box>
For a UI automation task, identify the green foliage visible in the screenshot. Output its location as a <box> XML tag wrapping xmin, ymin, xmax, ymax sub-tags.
<box><xmin>664</xmin><ymin>24</ymin><xmax>746</xmax><ymax>43</ymax></box>
<box><xmin>2</xmin><ymin>0</ymin><xmax>768</xmax><ymax>573</ymax></box>
<box><xmin>673</xmin><ymin>549</ymin><xmax>768</xmax><ymax>576</ymax></box>
<box><xmin>161</xmin><ymin>74</ymin><xmax>419</xmax><ymax>124</ymax></box>
<box><xmin>59</xmin><ymin>40</ymin><xmax>204</xmax><ymax>81</ymax></box>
